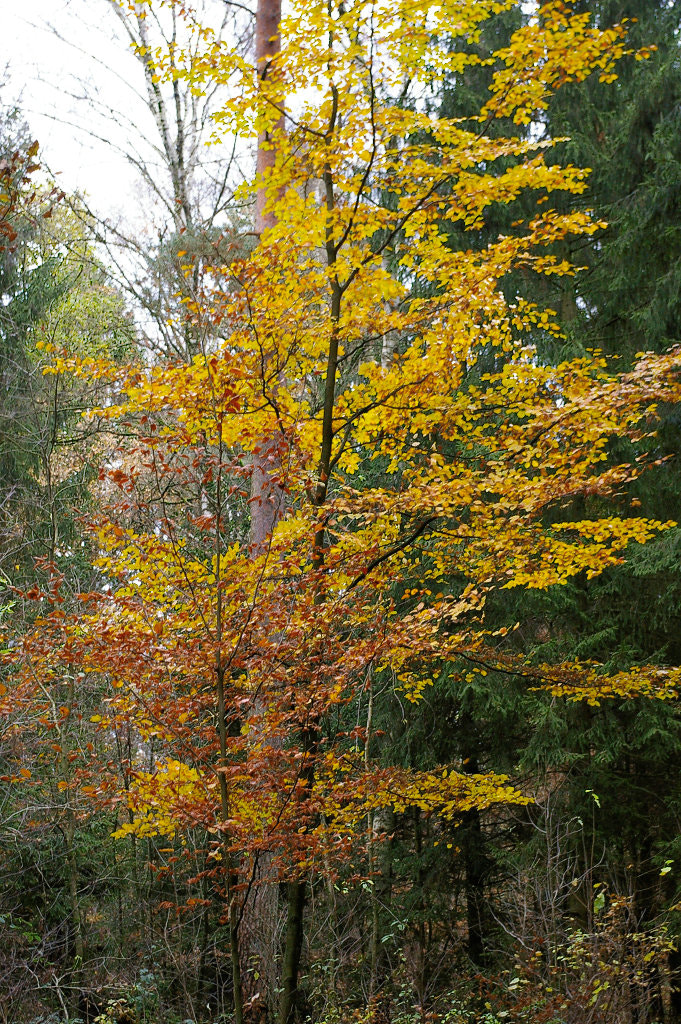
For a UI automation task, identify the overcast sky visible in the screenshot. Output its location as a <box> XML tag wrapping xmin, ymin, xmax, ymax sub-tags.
<box><xmin>4</xmin><ymin>0</ymin><xmax>152</xmax><ymax>217</ymax></box>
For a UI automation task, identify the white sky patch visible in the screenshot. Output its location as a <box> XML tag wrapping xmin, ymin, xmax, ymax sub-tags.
<box><xmin>3</xmin><ymin>0</ymin><xmax>149</xmax><ymax>215</ymax></box>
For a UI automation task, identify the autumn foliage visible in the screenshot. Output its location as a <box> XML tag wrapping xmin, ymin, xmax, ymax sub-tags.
<box><xmin>3</xmin><ymin>1</ymin><xmax>681</xmax><ymax>1020</ymax></box>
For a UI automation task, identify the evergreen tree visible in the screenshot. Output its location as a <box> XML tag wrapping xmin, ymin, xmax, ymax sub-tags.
<box><xmin>390</xmin><ymin>5</ymin><xmax>681</xmax><ymax>1015</ymax></box>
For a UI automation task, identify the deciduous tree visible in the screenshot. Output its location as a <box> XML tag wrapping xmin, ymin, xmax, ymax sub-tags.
<box><xmin>7</xmin><ymin>3</ymin><xmax>681</xmax><ymax>1022</ymax></box>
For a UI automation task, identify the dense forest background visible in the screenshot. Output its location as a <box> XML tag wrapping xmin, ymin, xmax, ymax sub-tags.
<box><xmin>1</xmin><ymin>2</ymin><xmax>681</xmax><ymax>1024</ymax></box>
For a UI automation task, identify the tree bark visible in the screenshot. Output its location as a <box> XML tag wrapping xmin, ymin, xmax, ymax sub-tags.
<box><xmin>280</xmin><ymin>881</ymin><xmax>306</xmax><ymax>1024</ymax></box>
<box><xmin>250</xmin><ymin>0</ymin><xmax>285</xmax><ymax>559</ymax></box>
<box><xmin>254</xmin><ymin>0</ymin><xmax>283</xmax><ymax>238</ymax></box>
<box><xmin>369</xmin><ymin>806</ymin><xmax>394</xmax><ymax>1019</ymax></box>
<box><xmin>239</xmin><ymin>3</ymin><xmax>286</xmax><ymax>1020</ymax></box>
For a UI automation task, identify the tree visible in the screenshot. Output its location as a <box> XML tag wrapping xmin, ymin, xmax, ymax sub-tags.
<box><xmin>536</xmin><ymin>0</ymin><xmax>681</xmax><ymax>358</ymax></box>
<box><xmin>0</xmin><ymin>131</ymin><xmax>63</xmax><ymax>584</ymax></box>
<box><xmin>37</xmin><ymin>0</ymin><xmax>253</xmax><ymax>358</ymax></box>
<box><xmin>96</xmin><ymin>0</ymin><xmax>255</xmax><ymax>358</ymax></box>
<box><xmin>0</xmin><ymin>116</ymin><xmax>143</xmax><ymax>1020</ymax></box>
<box><xmin>403</xmin><ymin>5</ymin><xmax>681</xmax><ymax>1001</ymax></box>
<box><xmin>522</xmin><ymin>8</ymin><xmax>681</xmax><ymax>1009</ymax></box>
<box><xmin>8</xmin><ymin>2</ymin><xmax>681</xmax><ymax>1022</ymax></box>
<box><xmin>456</xmin><ymin>7</ymin><xmax>681</xmax><ymax>1003</ymax></box>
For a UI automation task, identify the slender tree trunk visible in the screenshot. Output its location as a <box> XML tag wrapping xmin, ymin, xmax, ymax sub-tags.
<box><xmin>54</xmin><ymin>679</ymin><xmax>84</xmax><ymax>1020</ymax></box>
<box><xmin>239</xmin><ymin>3</ymin><xmax>287</xmax><ymax>1020</ymax></box>
<box><xmin>254</xmin><ymin>0</ymin><xmax>282</xmax><ymax>239</ymax></box>
<box><xmin>280</xmin><ymin>881</ymin><xmax>306</xmax><ymax>1024</ymax></box>
<box><xmin>366</xmin><ymin>681</ymin><xmax>394</xmax><ymax>1015</ymax></box>
<box><xmin>460</xmin><ymin>740</ymin><xmax>490</xmax><ymax>968</ymax></box>
<box><xmin>273</xmin><ymin>73</ymin><xmax>345</xmax><ymax>1024</ymax></box>
<box><xmin>463</xmin><ymin>805</ymin><xmax>485</xmax><ymax>967</ymax></box>
<box><xmin>217</xmin><ymin>663</ymin><xmax>245</xmax><ymax>1024</ymax></box>
<box><xmin>250</xmin><ymin>0</ymin><xmax>285</xmax><ymax>555</ymax></box>
<box><xmin>65</xmin><ymin>805</ymin><xmax>83</xmax><ymax>1020</ymax></box>
<box><xmin>369</xmin><ymin>805</ymin><xmax>394</xmax><ymax>1020</ymax></box>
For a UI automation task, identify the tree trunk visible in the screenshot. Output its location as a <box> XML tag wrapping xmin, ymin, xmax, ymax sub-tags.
<box><xmin>279</xmin><ymin>881</ymin><xmax>306</xmax><ymax>1024</ymax></box>
<box><xmin>239</xmin><ymin>2</ymin><xmax>287</xmax><ymax>1020</ymax></box>
<box><xmin>249</xmin><ymin>0</ymin><xmax>285</xmax><ymax>559</ymax></box>
<box><xmin>462</xmin><ymin>805</ymin><xmax>486</xmax><ymax>967</ymax></box>
<box><xmin>369</xmin><ymin>806</ymin><xmax>395</xmax><ymax>1020</ymax></box>
<box><xmin>460</xmin><ymin>721</ymin><xmax>490</xmax><ymax>967</ymax></box>
<box><xmin>254</xmin><ymin>0</ymin><xmax>283</xmax><ymax>239</ymax></box>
